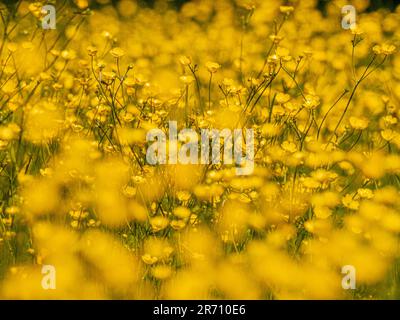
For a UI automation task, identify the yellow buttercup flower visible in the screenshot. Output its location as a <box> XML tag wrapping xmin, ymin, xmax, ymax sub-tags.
<box><xmin>110</xmin><ymin>47</ymin><xmax>126</xmax><ymax>58</ymax></box>
<box><xmin>303</xmin><ymin>94</ymin><xmax>320</xmax><ymax>110</ymax></box>
<box><xmin>206</xmin><ymin>61</ymin><xmax>221</xmax><ymax>73</ymax></box>
<box><xmin>173</xmin><ymin>206</ymin><xmax>191</xmax><ymax>219</ymax></box>
<box><xmin>373</xmin><ymin>44</ymin><xmax>396</xmax><ymax>55</ymax></box>
<box><xmin>149</xmin><ymin>216</ymin><xmax>169</xmax><ymax>232</ymax></box>
<box><xmin>279</xmin><ymin>6</ymin><xmax>294</xmax><ymax>14</ymax></box>
<box><xmin>349</xmin><ymin>116</ymin><xmax>369</xmax><ymax>130</ymax></box>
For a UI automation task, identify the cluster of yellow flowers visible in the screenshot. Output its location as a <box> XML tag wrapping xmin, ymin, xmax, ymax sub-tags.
<box><xmin>0</xmin><ymin>0</ymin><xmax>399</xmax><ymax>299</ymax></box>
